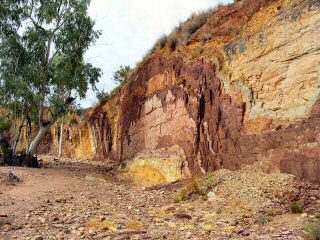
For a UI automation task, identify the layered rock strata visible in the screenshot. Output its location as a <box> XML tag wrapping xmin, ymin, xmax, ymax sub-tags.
<box><xmin>20</xmin><ymin>0</ymin><xmax>320</xmax><ymax>184</ymax></box>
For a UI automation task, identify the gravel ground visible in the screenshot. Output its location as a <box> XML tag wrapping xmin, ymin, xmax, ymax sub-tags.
<box><xmin>0</xmin><ymin>158</ymin><xmax>319</xmax><ymax>240</ymax></box>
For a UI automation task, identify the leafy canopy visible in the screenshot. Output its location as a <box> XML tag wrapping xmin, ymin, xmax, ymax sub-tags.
<box><xmin>0</xmin><ymin>0</ymin><xmax>102</xmax><ymax>123</ymax></box>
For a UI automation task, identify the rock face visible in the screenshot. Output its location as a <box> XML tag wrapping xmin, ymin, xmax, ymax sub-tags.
<box><xmin>31</xmin><ymin>0</ymin><xmax>320</xmax><ymax>184</ymax></box>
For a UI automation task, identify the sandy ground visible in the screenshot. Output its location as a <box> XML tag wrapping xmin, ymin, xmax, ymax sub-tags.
<box><xmin>0</xmin><ymin>158</ymin><xmax>319</xmax><ymax>240</ymax></box>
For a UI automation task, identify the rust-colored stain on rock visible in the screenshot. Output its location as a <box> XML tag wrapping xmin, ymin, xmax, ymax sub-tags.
<box><xmin>21</xmin><ymin>0</ymin><xmax>320</xmax><ymax>184</ymax></box>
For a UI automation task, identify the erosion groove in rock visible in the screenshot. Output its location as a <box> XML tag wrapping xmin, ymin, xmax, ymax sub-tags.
<box><xmin>18</xmin><ymin>0</ymin><xmax>320</xmax><ymax>184</ymax></box>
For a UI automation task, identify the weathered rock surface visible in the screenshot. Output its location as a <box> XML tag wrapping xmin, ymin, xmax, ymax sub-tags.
<box><xmin>19</xmin><ymin>0</ymin><xmax>320</xmax><ymax>184</ymax></box>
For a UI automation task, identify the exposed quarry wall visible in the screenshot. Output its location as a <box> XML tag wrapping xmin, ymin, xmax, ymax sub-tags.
<box><xmin>29</xmin><ymin>0</ymin><xmax>320</xmax><ymax>184</ymax></box>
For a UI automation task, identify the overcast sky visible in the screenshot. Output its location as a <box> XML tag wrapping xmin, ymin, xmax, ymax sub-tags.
<box><xmin>83</xmin><ymin>0</ymin><xmax>233</xmax><ymax>107</ymax></box>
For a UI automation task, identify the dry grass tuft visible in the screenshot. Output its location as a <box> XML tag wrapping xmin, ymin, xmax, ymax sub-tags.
<box><xmin>304</xmin><ymin>224</ymin><xmax>320</xmax><ymax>240</ymax></box>
<box><xmin>175</xmin><ymin>174</ymin><xmax>219</xmax><ymax>202</ymax></box>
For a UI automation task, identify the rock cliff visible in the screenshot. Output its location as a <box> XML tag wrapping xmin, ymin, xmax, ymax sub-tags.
<box><xmin>30</xmin><ymin>0</ymin><xmax>320</xmax><ymax>185</ymax></box>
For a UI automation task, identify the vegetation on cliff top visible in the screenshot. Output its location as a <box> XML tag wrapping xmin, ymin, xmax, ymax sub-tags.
<box><xmin>94</xmin><ymin>3</ymin><xmax>228</xmax><ymax>107</ymax></box>
<box><xmin>96</xmin><ymin>65</ymin><xmax>133</xmax><ymax>103</ymax></box>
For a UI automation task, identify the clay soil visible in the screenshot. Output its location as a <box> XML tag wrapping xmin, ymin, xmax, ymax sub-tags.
<box><xmin>0</xmin><ymin>157</ymin><xmax>319</xmax><ymax>240</ymax></box>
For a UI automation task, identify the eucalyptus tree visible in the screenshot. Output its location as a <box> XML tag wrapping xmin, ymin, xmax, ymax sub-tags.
<box><xmin>0</xmin><ymin>0</ymin><xmax>101</xmax><ymax>158</ymax></box>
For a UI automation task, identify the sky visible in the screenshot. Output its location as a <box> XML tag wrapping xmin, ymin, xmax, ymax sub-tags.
<box><xmin>83</xmin><ymin>0</ymin><xmax>233</xmax><ymax>107</ymax></box>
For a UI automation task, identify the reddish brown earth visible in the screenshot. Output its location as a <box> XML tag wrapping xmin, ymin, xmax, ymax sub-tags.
<box><xmin>1</xmin><ymin>158</ymin><xmax>320</xmax><ymax>240</ymax></box>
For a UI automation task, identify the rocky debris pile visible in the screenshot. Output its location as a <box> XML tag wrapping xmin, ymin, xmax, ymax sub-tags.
<box><xmin>203</xmin><ymin>166</ymin><xmax>296</xmax><ymax>216</ymax></box>
<box><xmin>0</xmin><ymin>158</ymin><xmax>319</xmax><ymax>239</ymax></box>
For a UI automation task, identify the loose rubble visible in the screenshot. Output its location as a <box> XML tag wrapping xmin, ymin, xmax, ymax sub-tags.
<box><xmin>0</xmin><ymin>157</ymin><xmax>319</xmax><ymax>239</ymax></box>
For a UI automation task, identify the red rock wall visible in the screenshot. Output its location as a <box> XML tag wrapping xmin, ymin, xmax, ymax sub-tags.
<box><xmin>31</xmin><ymin>0</ymin><xmax>320</xmax><ymax>184</ymax></box>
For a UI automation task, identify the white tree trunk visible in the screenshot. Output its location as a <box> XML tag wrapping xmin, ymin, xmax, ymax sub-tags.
<box><xmin>58</xmin><ymin>118</ymin><xmax>64</xmax><ymax>160</ymax></box>
<box><xmin>27</xmin><ymin>124</ymin><xmax>51</xmax><ymax>157</ymax></box>
<box><xmin>12</xmin><ymin>125</ymin><xmax>23</xmax><ymax>157</ymax></box>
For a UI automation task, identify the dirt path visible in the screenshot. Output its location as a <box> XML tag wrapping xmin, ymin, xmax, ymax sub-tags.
<box><xmin>0</xmin><ymin>159</ymin><xmax>319</xmax><ymax>240</ymax></box>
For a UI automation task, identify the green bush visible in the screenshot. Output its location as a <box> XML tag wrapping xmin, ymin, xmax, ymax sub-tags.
<box><xmin>175</xmin><ymin>174</ymin><xmax>219</xmax><ymax>203</ymax></box>
<box><xmin>0</xmin><ymin>119</ymin><xmax>11</xmax><ymax>132</ymax></box>
<box><xmin>175</xmin><ymin>179</ymin><xmax>206</xmax><ymax>203</ymax></box>
<box><xmin>96</xmin><ymin>90</ymin><xmax>110</xmax><ymax>102</ymax></box>
<box><xmin>257</xmin><ymin>215</ymin><xmax>272</xmax><ymax>225</ymax></box>
<box><xmin>304</xmin><ymin>224</ymin><xmax>320</xmax><ymax>240</ymax></box>
<box><xmin>290</xmin><ymin>202</ymin><xmax>303</xmax><ymax>214</ymax></box>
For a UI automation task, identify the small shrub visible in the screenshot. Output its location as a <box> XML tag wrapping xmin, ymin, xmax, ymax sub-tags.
<box><xmin>175</xmin><ymin>179</ymin><xmax>206</xmax><ymax>203</ymax></box>
<box><xmin>175</xmin><ymin>174</ymin><xmax>219</xmax><ymax>203</ymax></box>
<box><xmin>69</xmin><ymin>118</ymin><xmax>78</xmax><ymax>126</ymax></box>
<box><xmin>185</xmin><ymin>16</ymin><xmax>207</xmax><ymax>35</ymax></box>
<box><xmin>228</xmin><ymin>27</ymin><xmax>236</xmax><ymax>36</ymax></box>
<box><xmin>96</xmin><ymin>90</ymin><xmax>110</xmax><ymax>102</ymax></box>
<box><xmin>257</xmin><ymin>215</ymin><xmax>272</xmax><ymax>225</ymax></box>
<box><xmin>201</xmin><ymin>33</ymin><xmax>213</xmax><ymax>43</ymax></box>
<box><xmin>207</xmin><ymin>175</ymin><xmax>215</xmax><ymax>184</ymax></box>
<box><xmin>304</xmin><ymin>224</ymin><xmax>320</xmax><ymax>240</ymax></box>
<box><xmin>154</xmin><ymin>34</ymin><xmax>168</xmax><ymax>50</ymax></box>
<box><xmin>168</xmin><ymin>36</ymin><xmax>178</xmax><ymax>51</ymax></box>
<box><xmin>290</xmin><ymin>202</ymin><xmax>303</xmax><ymax>214</ymax></box>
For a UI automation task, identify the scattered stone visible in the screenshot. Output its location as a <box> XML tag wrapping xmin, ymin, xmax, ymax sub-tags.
<box><xmin>236</xmin><ymin>229</ymin><xmax>250</xmax><ymax>236</ymax></box>
<box><xmin>38</xmin><ymin>217</ymin><xmax>46</xmax><ymax>224</ymax></box>
<box><xmin>0</xmin><ymin>156</ymin><xmax>319</xmax><ymax>239</ymax></box>
<box><xmin>85</xmin><ymin>174</ymin><xmax>107</xmax><ymax>182</ymax></box>
<box><xmin>55</xmin><ymin>198</ymin><xmax>67</xmax><ymax>203</ymax></box>
<box><xmin>174</xmin><ymin>213</ymin><xmax>192</xmax><ymax>220</ymax></box>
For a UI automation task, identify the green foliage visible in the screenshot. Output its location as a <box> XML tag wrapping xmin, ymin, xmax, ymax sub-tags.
<box><xmin>0</xmin><ymin>0</ymin><xmax>101</xmax><ymax>114</ymax></box>
<box><xmin>257</xmin><ymin>215</ymin><xmax>272</xmax><ymax>225</ymax></box>
<box><xmin>0</xmin><ymin>116</ymin><xmax>10</xmax><ymax>155</ymax></box>
<box><xmin>69</xmin><ymin>118</ymin><xmax>78</xmax><ymax>127</ymax></box>
<box><xmin>94</xmin><ymin>65</ymin><xmax>133</xmax><ymax>103</ymax></box>
<box><xmin>290</xmin><ymin>202</ymin><xmax>303</xmax><ymax>213</ymax></box>
<box><xmin>0</xmin><ymin>0</ymin><xmax>102</xmax><ymax>155</ymax></box>
<box><xmin>0</xmin><ymin>117</ymin><xmax>11</xmax><ymax>132</ymax></box>
<box><xmin>112</xmin><ymin>65</ymin><xmax>133</xmax><ymax>85</ymax></box>
<box><xmin>304</xmin><ymin>224</ymin><xmax>320</xmax><ymax>240</ymax></box>
<box><xmin>96</xmin><ymin>90</ymin><xmax>110</xmax><ymax>102</ymax></box>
